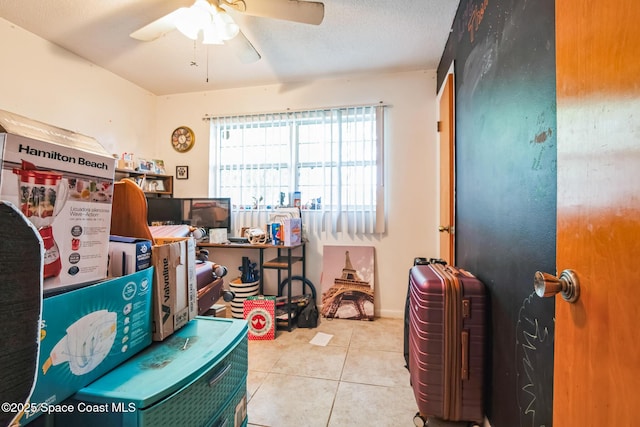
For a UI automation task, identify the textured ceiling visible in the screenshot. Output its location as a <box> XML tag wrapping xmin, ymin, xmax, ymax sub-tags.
<box><xmin>0</xmin><ymin>0</ymin><xmax>460</xmax><ymax>95</ymax></box>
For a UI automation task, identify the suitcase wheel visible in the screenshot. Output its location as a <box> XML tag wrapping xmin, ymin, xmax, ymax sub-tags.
<box><xmin>413</xmin><ymin>412</ymin><xmax>427</xmax><ymax>427</ymax></box>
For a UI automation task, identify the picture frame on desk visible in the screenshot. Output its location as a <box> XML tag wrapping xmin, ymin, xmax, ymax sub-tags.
<box><xmin>137</xmin><ymin>158</ymin><xmax>154</xmax><ymax>172</ymax></box>
<box><xmin>153</xmin><ymin>159</ymin><xmax>166</xmax><ymax>175</ymax></box>
<box><xmin>144</xmin><ymin>179</ymin><xmax>165</xmax><ymax>192</ymax></box>
<box><xmin>176</xmin><ymin>165</ymin><xmax>189</xmax><ymax>180</ymax></box>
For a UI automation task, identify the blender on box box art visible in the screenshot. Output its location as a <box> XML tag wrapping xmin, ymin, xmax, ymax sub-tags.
<box><xmin>0</xmin><ymin>109</ymin><xmax>116</xmax><ymax>291</ymax></box>
<box><xmin>13</xmin><ymin>160</ymin><xmax>69</xmax><ymax>278</ymax></box>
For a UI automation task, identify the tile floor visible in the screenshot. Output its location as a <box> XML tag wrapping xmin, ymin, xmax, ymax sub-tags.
<box><xmin>245</xmin><ymin>316</ymin><xmax>418</xmax><ymax>427</ymax></box>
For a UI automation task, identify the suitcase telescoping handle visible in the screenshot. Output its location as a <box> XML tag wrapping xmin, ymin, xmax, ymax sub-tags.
<box><xmin>413</xmin><ymin>257</ymin><xmax>447</xmax><ymax>266</ymax></box>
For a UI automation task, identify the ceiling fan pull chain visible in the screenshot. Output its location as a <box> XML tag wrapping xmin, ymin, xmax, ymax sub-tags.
<box><xmin>191</xmin><ymin>40</ymin><xmax>198</xmax><ymax>67</ymax></box>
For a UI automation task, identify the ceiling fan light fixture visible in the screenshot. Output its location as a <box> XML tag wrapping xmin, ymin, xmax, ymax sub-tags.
<box><xmin>213</xmin><ymin>12</ymin><xmax>240</xmax><ymax>40</ymax></box>
<box><xmin>175</xmin><ymin>1</ymin><xmax>213</xmax><ymax>40</ymax></box>
<box><xmin>174</xmin><ymin>0</ymin><xmax>239</xmax><ymax>44</ymax></box>
<box><xmin>202</xmin><ymin>23</ymin><xmax>224</xmax><ymax>44</ymax></box>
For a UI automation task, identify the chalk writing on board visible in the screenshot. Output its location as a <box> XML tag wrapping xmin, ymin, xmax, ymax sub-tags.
<box><xmin>515</xmin><ymin>291</ymin><xmax>555</xmax><ymax>427</ymax></box>
<box><xmin>531</xmin><ymin>144</ymin><xmax>547</xmax><ymax>171</ymax></box>
<box><xmin>531</xmin><ymin>111</ymin><xmax>555</xmax><ymax>171</ymax></box>
<box><xmin>466</xmin><ymin>0</ymin><xmax>489</xmax><ymax>43</ymax></box>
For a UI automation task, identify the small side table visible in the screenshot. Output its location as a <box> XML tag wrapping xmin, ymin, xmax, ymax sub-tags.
<box><xmin>262</xmin><ymin>243</ymin><xmax>306</xmax><ymax>331</ymax></box>
<box><xmin>196</xmin><ymin>241</ymin><xmax>307</xmax><ymax>331</ymax></box>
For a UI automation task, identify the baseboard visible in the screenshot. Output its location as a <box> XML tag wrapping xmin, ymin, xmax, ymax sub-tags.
<box><xmin>377</xmin><ymin>308</ymin><xmax>403</xmax><ymax>319</ymax></box>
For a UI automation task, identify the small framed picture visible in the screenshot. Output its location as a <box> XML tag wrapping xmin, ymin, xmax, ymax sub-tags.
<box><xmin>137</xmin><ymin>158</ymin><xmax>154</xmax><ymax>172</ymax></box>
<box><xmin>176</xmin><ymin>165</ymin><xmax>189</xmax><ymax>180</ymax></box>
<box><xmin>145</xmin><ymin>179</ymin><xmax>165</xmax><ymax>192</ymax></box>
<box><xmin>153</xmin><ymin>159</ymin><xmax>166</xmax><ymax>175</ymax></box>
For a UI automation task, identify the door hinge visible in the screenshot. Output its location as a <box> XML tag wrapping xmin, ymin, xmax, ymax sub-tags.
<box><xmin>437</xmin><ymin>121</ymin><xmax>442</xmax><ymax>132</ymax></box>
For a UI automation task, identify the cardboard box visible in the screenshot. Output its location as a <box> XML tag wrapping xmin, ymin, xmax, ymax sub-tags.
<box><xmin>150</xmin><ymin>236</ymin><xmax>197</xmax><ymax>341</ymax></box>
<box><xmin>203</xmin><ymin>302</ymin><xmax>229</xmax><ymax>318</ymax></box>
<box><xmin>0</xmin><ymin>109</ymin><xmax>116</xmax><ymax>292</ymax></box>
<box><xmin>116</xmin><ymin>158</ymin><xmax>135</xmax><ymax>170</ymax></box>
<box><xmin>108</xmin><ymin>235</ymin><xmax>153</xmax><ymax>277</ymax></box>
<box><xmin>19</xmin><ymin>268</ymin><xmax>153</xmax><ymax>425</ymax></box>
<box><xmin>282</xmin><ymin>217</ymin><xmax>302</xmax><ymax>246</ymax></box>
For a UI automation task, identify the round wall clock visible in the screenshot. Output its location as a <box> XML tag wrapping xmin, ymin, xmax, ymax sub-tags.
<box><xmin>171</xmin><ymin>126</ymin><xmax>195</xmax><ymax>153</ymax></box>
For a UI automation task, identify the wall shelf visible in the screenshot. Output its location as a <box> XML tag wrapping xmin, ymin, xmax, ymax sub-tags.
<box><xmin>115</xmin><ymin>168</ymin><xmax>173</xmax><ymax>197</ymax></box>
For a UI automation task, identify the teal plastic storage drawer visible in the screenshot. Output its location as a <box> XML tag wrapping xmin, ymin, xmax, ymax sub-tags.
<box><xmin>58</xmin><ymin>317</ymin><xmax>248</xmax><ymax>427</ymax></box>
<box><xmin>209</xmin><ymin>377</ymin><xmax>249</xmax><ymax>427</ymax></box>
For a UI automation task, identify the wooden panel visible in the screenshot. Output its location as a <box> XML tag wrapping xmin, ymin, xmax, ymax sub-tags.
<box><xmin>556</xmin><ymin>1</ymin><xmax>640</xmax><ymax>97</ymax></box>
<box><xmin>262</xmin><ymin>256</ymin><xmax>303</xmax><ymax>269</ymax></box>
<box><xmin>110</xmin><ymin>179</ymin><xmax>154</xmax><ymax>241</ymax></box>
<box><xmin>555</xmin><ymin>0</ymin><xmax>640</xmax><ymax>425</ymax></box>
<box><xmin>439</xmin><ymin>73</ymin><xmax>454</xmax><ymax>265</ymax></box>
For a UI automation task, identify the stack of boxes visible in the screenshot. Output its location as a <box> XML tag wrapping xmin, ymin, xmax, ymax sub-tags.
<box><xmin>146</xmin><ymin>236</ymin><xmax>197</xmax><ymax>341</ymax></box>
<box><xmin>0</xmin><ymin>110</ymin><xmax>198</xmax><ymax>426</ymax></box>
<box><xmin>108</xmin><ymin>233</ymin><xmax>198</xmax><ymax>341</ymax></box>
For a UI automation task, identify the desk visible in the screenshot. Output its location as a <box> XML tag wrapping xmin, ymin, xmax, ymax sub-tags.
<box><xmin>197</xmin><ymin>241</ymin><xmax>306</xmax><ymax>331</ymax></box>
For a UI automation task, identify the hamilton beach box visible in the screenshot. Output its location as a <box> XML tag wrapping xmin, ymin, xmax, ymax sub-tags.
<box><xmin>17</xmin><ymin>268</ymin><xmax>154</xmax><ymax>425</ymax></box>
<box><xmin>0</xmin><ymin>109</ymin><xmax>116</xmax><ymax>292</ymax></box>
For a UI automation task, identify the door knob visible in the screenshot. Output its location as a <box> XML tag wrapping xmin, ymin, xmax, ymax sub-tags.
<box><xmin>534</xmin><ymin>270</ymin><xmax>580</xmax><ymax>303</ymax></box>
<box><xmin>438</xmin><ymin>225</ymin><xmax>451</xmax><ymax>233</ymax></box>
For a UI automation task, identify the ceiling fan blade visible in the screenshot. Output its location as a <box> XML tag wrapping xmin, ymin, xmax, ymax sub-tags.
<box><xmin>228</xmin><ymin>30</ymin><xmax>262</xmax><ymax>63</ymax></box>
<box><xmin>130</xmin><ymin>9</ymin><xmax>183</xmax><ymax>41</ymax></box>
<box><xmin>221</xmin><ymin>0</ymin><xmax>324</xmax><ymax>25</ymax></box>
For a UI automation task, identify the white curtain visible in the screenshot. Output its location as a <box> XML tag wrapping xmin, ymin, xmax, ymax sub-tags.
<box><xmin>206</xmin><ymin>105</ymin><xmax>386</xmax><ymax>237</ymax></box>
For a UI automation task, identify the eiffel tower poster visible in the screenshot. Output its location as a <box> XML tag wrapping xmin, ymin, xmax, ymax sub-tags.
<box><xmin>320</xmin><ymin>246</ymin><xmax>375</xmax><ymax>320</ymax></box>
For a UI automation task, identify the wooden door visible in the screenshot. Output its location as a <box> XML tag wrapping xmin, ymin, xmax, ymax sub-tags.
<box><xmin>438</xmin><ymin>72</ymin><xmax>454</xmax><ymax>264</ymax></box>
<box><xmin>554</xmin><ymin>1</ymin><xmax>640</xmax><ymax>425</ymax></box>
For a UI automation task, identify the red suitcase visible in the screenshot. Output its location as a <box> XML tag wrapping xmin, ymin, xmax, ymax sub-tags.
<box><xmin>195</xmin><ymin>261</ymin><xmax>227</xmax><ymax>315</ymax></box>
<box><xmin>408</xmin><ymin>263</ymin><xmax>486</xmax><ymax>424</ymax></box>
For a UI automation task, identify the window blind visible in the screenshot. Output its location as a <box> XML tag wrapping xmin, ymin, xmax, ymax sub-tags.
<box><xmin>206</xmin><ymin>104</ymin><xmax>385</xmax><ymax>236</ymax></box>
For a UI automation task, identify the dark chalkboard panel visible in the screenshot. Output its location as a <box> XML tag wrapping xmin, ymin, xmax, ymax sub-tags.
<box><xmin>437</xmin><ymin>1</ymin><xmax>556</xmax><ymax>426</ymax></box>
<box><xmin>0</xmin><ymin>202</ymin><xmax>43</xmax><ymax>427</ymax></box>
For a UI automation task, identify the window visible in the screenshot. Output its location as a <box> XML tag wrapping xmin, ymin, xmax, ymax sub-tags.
<box><xmin>207</xmin><ymin>105</ymin><xmax>385</xmax><ymax>235</ymax></box>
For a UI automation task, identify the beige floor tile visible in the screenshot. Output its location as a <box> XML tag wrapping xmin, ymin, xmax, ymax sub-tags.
<box><xmin>313</xmin><ymin>317</ymin><xmax>356</xmax><ymax>347</ymax></box>
<box><xmin>246</xmin><ymin>317</ymin><xmax>418</xmax><ymax>426</ymax></box>
<box><xmin>248</xmin><ymin>339</ymin><xmax>289</xmax><ymax>372</ymax></box>
<box><xmin>327</xmin><ymin>381</ymin><xmax>417</xmax><ymax>427</ymax></box>
<box><xmin>270</xmin><ymin>343</ymin><xmax>348</xmax><ymax>380</ymax></box>
<box><xmin>275</xmin><ymin>320</ymin><xmax>353</xmax><ymax>348</ymax></box>
<box><xmin>247</xmin><ymin>370</ymin><xmax>268</xmax><ymax>401</ymax></box>
<box><xmin>349</xmin><ymin>317</ymin><xmax>405</xmax><ymax>352</ymax></box>
<box><xmin>273</xmin><ymin>326</ymin><xmax>325</xmax><ymax>347</ymax></box>
<box><xmin>341</xmin><ymin>347</ymin><xmax>410</xmax><ymax>387</ymax></box>
<box><xmin>247</xmin><ymin>372</ymin><xmax>338</xmax><ymax>427</ymax></box>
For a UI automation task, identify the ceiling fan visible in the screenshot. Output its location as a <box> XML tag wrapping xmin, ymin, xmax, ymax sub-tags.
<box><xmin>130</xmin><ymin>0</ymin><xmax>325</xmax><ymax>63</ymax></box>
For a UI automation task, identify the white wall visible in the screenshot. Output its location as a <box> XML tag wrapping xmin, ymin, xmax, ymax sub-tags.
<box><xmin>0</xmin><ymin>18</ymin><xmax>156</xmax><ymax>156</ymax></box>
<box><xmin>0</xmin><ymin>19</ymin><xmax>440</xmax><ymax>318</ymax></box>
<box><xmin>156</xmin><ymin>71</ymin><xmax>440</xmax><ymax>317</ymax></box>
